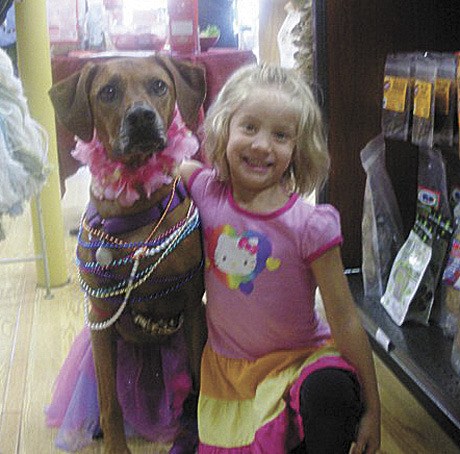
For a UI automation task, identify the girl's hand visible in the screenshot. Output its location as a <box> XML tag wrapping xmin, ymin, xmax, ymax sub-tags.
<box><xmin>349</xmin><ymin>409</ymin><xmax>381</xmax><ymax>454</ymax></box>
<box><xmin>179</xmin><ymin>159</ymin><xmax>203</xmax><ymax>186</ymax></box>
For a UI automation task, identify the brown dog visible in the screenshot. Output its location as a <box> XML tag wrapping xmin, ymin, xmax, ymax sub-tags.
<box><xmin>49</xmin><ymin>55</ymin><xmax>207</xmax><ymax>454</ymax></box>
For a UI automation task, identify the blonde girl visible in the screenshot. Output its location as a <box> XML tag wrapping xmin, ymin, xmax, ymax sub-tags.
<box><xmin>181</xmin><ymin>64</ymin><xmax>380</xmax><ymax>454</ymax></box>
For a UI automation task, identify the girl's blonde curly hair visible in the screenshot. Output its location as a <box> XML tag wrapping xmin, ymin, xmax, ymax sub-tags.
<box><xmin>203</xmin><ymin>63</ymin><xmax>330</xmax><ymax>196</ymax></box>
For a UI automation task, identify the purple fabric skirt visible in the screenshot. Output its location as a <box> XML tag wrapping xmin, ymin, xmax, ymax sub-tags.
<box><xmin>45</xmin><ymin>326</ymin><xmax>193</xmax><ymax>452</ymax></box>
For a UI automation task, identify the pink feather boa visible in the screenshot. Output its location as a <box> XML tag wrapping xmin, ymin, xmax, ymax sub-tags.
<box><xmin>71</xmin><ymin>108</ymin><xmax>199</xmax><ymax>207</ymax></box>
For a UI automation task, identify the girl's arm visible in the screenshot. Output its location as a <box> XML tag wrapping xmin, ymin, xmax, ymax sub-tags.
<box><xmin>179</xmin><ymin>159</ymin><xmax>203</xmax><ymax>186</ymax></box>
<box><xmin>311</xmin><ymin>246</ymin><xmax>381</xmax><ymax>454</ymax></box>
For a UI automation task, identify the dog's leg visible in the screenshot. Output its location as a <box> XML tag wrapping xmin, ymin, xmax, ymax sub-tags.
<box><xmin>170</xmin><ymin>298</ymin><xmax>207</xmax><ymax>454</ymax></box>
<box><xmin>91</xmin><ymin>327</ymin><xmax>132</xmax><ymax>454</ymax></box>
<box><xmin>183</xmin><ymin>302</ymin><xmax>207</xmax><ymax>393</ymax></box>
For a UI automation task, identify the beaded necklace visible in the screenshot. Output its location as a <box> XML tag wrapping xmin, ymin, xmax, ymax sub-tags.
<box><xmin>81</xmin><ymin>203</ymin><xmax>200</xmax><ymax>330</ymax></box>
<box><xmin>83</xmin><ymin>175</ymin><xmax>179</xmax><ymax>249</ymax></box>
<box><xmin>79</xmin><ymin>204</ymin><xmax>199</xmax><ymax>298</ymax></box>
<box><xmin>77</xmin><ymin>217</ymin><xmax>187</xmax><ymax>251</ymax></box>
<box><xmin>78</xmin><ymin>216</ymin><xmax>197</xmax><ymax>280</ymax></box>
<box><xmin>80</xmin><ymin>258</ymin><xmax>204</xmax><ymax>302</ymax></box>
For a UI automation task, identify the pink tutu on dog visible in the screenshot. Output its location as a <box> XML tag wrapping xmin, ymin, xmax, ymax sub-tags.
<box><xmin>45</xmin><ymin>326</ymin><xmax>192</xmax><ymax>452</ymax></box>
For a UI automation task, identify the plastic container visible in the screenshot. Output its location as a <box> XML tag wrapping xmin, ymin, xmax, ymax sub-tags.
<box><xmin>167</xmin><ymin>0</ymin><xmax>200</xmax><ymax>54</ymax></box>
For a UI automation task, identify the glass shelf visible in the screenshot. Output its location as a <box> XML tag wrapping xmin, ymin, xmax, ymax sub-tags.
<box><xmin>348</xmin><ymin>272</ymin><xmax>460</xmax><ymax>445</ymax></box>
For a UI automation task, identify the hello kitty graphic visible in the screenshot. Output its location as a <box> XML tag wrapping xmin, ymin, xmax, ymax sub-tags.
<box><xmin>205</xmin><ymin>225</ymin><xmax>280</xmax><ymax>294</ymax></box>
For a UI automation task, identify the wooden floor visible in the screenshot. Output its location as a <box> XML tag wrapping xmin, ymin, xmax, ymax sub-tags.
<box><xmin>0</xmin><ymin>169</ymin><xmax>459</xmax><ymax>453</ymax></box>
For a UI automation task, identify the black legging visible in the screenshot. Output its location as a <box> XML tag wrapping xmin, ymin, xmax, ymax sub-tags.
<box><xmin>291</xmin><ymin>367</ymin><xmax>364</xmax><ymax>454</ymax></box>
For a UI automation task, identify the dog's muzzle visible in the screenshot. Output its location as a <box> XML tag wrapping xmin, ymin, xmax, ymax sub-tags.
<box><xmin>115</xmin><ymin>102</ymin><xmax>167</xmax><ymax>158</ymax></box>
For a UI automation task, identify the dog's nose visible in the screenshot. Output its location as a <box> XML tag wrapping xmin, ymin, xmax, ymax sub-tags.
<box><xmin>126</xmin><ymin>103</ymin><xmax>157</xmax><ymax>129</ymax></box>
<box><xmin>119</xmin><ymin>102</ymin><xmax>168</xmax><ymax>155</ymax></box>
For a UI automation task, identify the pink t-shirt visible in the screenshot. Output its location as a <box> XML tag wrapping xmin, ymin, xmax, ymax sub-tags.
<box><xmin>188</xmin><ymin>168</ymin><xmax>343</xmax><ymax>361</ymax></box>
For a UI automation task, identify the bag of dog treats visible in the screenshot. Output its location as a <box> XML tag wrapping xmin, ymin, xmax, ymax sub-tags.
<box><xmin>380</xmin><ymin>213</ymin><xmax>433</xmax><ymax>326</ymax></box>
<box><xmin>361</xmin><ymin>134</ymin><xmax>404</xmax><ymax>298</ymax></box>
<box><xmin>434</xmin><ymin>54</ymin><xmax>457</xmax><ymax>148</ymax></box>
<box><xmin>382</xmin><ymin>147</ymin><xmax>453</xmax><ymax>326</ymax></box>
<box><xmin>412</xmin><ymin>54</ymin><xmax>437</xmax><ymax>148</ymax></box>
<box><xmin>406</xmin><ymin>206</ymin><xmax>452</xmax><ymax>325</ymax></box>
<box><xmin>406</xmin><ymin>147</ymin><xmax>452</xmax><ymax>325</ymax></box>
<box><xmin>382</xmin><ymin>53</ymin><xmax>414</xmax><ymax>141</ymax></box>
<box><xmin>440</xmin><ymin>202</ymin><xmax>460</xmax><ymax>337</ymax></box>
<box><xmin>433</xmin><ymin>157</ymin><xmax>460</xmax><ymax>335</ymax></box>
<box><xmin>443</xmin><ymin>204</ymin><xmax>460</xmax><ymax>290</ymax></box>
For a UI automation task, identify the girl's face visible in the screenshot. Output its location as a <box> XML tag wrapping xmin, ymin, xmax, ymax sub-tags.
<box><xmin>226</xmin><ymin>88</ymin><xmax>298</xmax><ymax>199</ymax></box>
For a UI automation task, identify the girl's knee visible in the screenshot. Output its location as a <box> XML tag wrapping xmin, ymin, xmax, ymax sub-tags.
<box><xmin>300</xmin><ymin>367</ymin><xmax>362</xmax><ymax>417</ymax></box>
<box><xmin>299</xmin><ymin>368</ymin><xmax>363</xmax><ymax>453</ymax></box>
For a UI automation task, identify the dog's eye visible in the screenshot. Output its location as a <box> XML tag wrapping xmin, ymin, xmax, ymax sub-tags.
<box><xmin>148</xmin><ymin>79</ymin><xmax>168</xmax><ymax>96</ymax></box>
<box><xmin>98</xmin><ymin>84</ymin><xmax>118</xmax><ymax>103</ymax></box>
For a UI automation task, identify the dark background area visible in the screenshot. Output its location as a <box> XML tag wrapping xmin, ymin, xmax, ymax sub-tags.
<box><xmin>315</xmin><ymin>0</ymin><xmax>460</xmax><ymax>268</ymax></box>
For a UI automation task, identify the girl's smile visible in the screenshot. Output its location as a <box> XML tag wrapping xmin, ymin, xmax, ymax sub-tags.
<box><xmin>241</xmin><ymin>155</ymin><xmax>274</xmax><ymax>173</ymax></box>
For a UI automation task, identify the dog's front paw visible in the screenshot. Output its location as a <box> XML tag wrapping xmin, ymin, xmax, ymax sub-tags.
<box><xmin>170</xmin><ymin>393</ymin><xmax>199</xmax><ymax>454</ymax></box>
<box><xmin>102</xmin><ymin>439</ymin><xmax>132</xmax><ymax>454</ymax></box>
<box><xmin>103</xmin><ymin>445</ymin><xmax>132</xmax><ymax>454</ymax></box>
<box><xmin>169</xmin><ymin>440</ymin><xmax>197</xmax><ymax>454</ymax></box>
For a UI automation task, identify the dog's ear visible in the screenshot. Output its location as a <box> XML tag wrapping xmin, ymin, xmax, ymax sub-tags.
<box><xmin>155</xmin><ymin>56</ymin><xmax>206</xmax><ymax>131</ymax></box>
<box><xmin>48</xmin><ymin>63</ymin><xmax>98</xmax><ymax>142</ymax></box>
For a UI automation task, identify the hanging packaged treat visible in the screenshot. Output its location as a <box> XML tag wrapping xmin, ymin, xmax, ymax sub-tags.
<box><xmin>410</xmin><ymin>147</ymin><xmax>452</xmax><ymax>326</ymax></box>
<box><xmin>443</xmin><ymin>236</ymin><xmax>460</xmax><ymax>289</ymax></box>
<box><xmin>443</xmin><ymin>202</ymin><xmax>460</xmax><ymax>290</ymax></box>
<box><xmin>382</xmin><ymin>145</ymin><xmax>453</xmax><ymax>327</ymax></box>
<box><xmin>442</xmin><ymin>203</ymin><xmax>460</xmax><ymax>339</ymax></box>
<box><xmin>382</xmin><ymin>53</ymin><xmax>414</xmax><ymax>141</ymax></box>
<box><xmin>447</xmin><ymin>201</ymin><xmax>460</xmax><ymax>375</ymax></box>
<box><xmin>433</xmin><ymin>54</ymin><xmax>457</xmax><ymax>148</ymax></box>
<box><xmin>430</xmin><ymin>158</ymin><xmax>460</xmax><ymax>337</ymax></box>
<box><xmin>411</xmin><ymin>54</ymin><xmax>437</xmax><ymax>147</ymax></box>
<box><xmin>417</xmin><ymin>147</ymin><xmax>452</xmax><ymax>220</ymax></box>
<box><xmin>380</xmin><ymin>213</ymin><xmax>433</xmax><ymax>326</ymax></box>
<box><xmin>407</xmin><ymin>207</ymin><xmax>452</xmax><ymax>325</ymax></box>
<box><xmin>167</xmin><ymin>0</ymin><xmax>200</xmax><ymax>54</ymax></box>
<box><xmin>360</xmin><ymin>134</ymin><xmax>405</xmax><ymax>298</ymax></box>
<box><xmin>433</xmin><ymin>163</ymin><xmax>460</xmax><ymax>336</ymax></box>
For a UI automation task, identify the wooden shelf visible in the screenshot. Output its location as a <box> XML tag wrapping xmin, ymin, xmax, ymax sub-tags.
<box><xmin>348</xmin><ymin>273</ymin><xmax>460</xmax><ymax>445</ymax></box>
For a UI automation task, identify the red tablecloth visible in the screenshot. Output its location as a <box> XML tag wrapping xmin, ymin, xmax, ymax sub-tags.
<box><xmin>51</xmin><ymin>48</ymin><xmax>257</xmax><ymax>192</ymax></box>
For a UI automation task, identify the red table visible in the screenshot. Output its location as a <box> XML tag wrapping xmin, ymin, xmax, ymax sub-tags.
<box><xmin>51</xmin><ymin>48</ymin><xmax>257</xmax><ymax>192</ymax></box>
